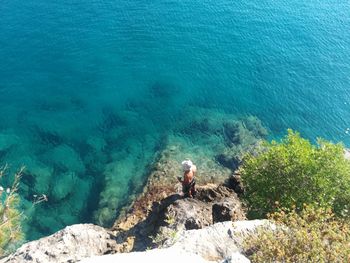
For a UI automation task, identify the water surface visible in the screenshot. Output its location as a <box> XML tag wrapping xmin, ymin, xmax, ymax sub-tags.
<box><xmin>1</xmin><ymin>0</ymin><xmax>350</xmax><ymax>239</ymax></box>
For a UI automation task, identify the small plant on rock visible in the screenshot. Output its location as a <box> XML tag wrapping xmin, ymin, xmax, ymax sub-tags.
<box><xmin>150</xmin><ymin>228</ymin><xmax>178</xmax><ymax>248</ymax></box>
<box><xmin>164</xmin><ymin>214</ymin><xmax>176</xmax><ymax>226</ymax></box>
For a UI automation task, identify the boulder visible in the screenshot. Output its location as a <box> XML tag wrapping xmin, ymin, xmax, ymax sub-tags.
<box><xmin>225</xmin><ymin>172</ymin><xmax>244</xmax><ymax>194</ymax></box>
<box><xmin>165</xmin><ymin>198</ymin><xmax>213</xmax><ymax>230</ymax></box>
<box><xmin>212</xmin><ymin>201</ymin><xmax>236</xmax><ymax>223</ymax></box>
<box><xmin>165</xmin><ymin>220</ymin><xmax>271</xmax><ymax>262</ymax></box>
<box><xmin>0</xmin><ymin>224</ymin><xmax>118</xmax><ymax>263</ymax></box>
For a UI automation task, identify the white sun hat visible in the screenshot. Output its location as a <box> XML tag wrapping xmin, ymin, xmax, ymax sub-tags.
<box><xmin>181</xmin><ymin>159</ymin><xmax>193</xmax><ymax>171</ymax></box>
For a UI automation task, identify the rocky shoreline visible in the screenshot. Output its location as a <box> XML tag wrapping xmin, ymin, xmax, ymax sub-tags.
<box><xmin>0</xmin><ymin>115</ymin><xmax>268</xmax><ymax>262</ymax></box>
<box><xmin>102</xmin><ymin>139</ymin><xmax>245</xmax><ymax>252</ymax></box>
<box><xmin>110</xmin><ymin>143</ymin><xmax>246</xmax><ymax>252</ymax></box>
<box><xmin>0</xmin><ymin>173</ymin><xmax>254</xmax><ymax>263</ymax></box>
<box><xmin>1</xmin><ymin>149</ymin><xmax>255</xmax><ymax>263</ymax></box>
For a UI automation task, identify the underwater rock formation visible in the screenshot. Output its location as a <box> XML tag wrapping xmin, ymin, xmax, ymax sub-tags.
<box><xmin>149</xmin><ymin>81</ymin><xmax>180</xmax><ymax>99</ymax></box>
<box><xmin>2</xmin><ymin>102</ymin><xmax>267</xmax><ymax>241</ymax></box>
<box><xmin>0</xmin><ymin>133</ymin><xmax>19</xmax><ymax>152</ymax></box>
<box><xmin>172</xmin><ymin>107</ymin><xmax>267</xmax><ymax>171</ymax></box>
<box><xmin>42</xmin><ymin>144</ymin><xmax>85</xmax><ymax>174</ymax></box>
<box><xmin>92</xmin><ymin>135</ymin><xmax>158</xmax><ymax>227</ymax></box>
<box><xmin>51</xmin><ymin>172</ymin><xmax>77</xmax><ymax>202</ymax></box>
<box><xmin>216</xmin><ymin>117</ymin><xmax>267</xmax><ymax>171</ymax></box>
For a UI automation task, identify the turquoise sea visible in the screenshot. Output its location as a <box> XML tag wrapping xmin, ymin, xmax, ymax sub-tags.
<box><xmin>1</xmin><ymin>0</ymin><xmax>350</xmax><ymax>240</ymax></box>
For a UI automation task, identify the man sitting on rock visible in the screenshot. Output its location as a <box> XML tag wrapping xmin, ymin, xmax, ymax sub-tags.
<box><xmin>178</xmin><ymin>159</ymin><xmax>197</xmax><ymax>198</ymax></box>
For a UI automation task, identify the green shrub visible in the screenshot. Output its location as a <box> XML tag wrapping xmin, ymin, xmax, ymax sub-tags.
<box><xmin>243</xmin><ymin>205</ymin><xmax>350</xmax><ymax>262</ymax></box>
<box><xmin>0</xmin><ymin>167</ymin><xmax>24</xmax><ymax>256</ymax></box>
<box><xmin>240</xmin><ymin>129</ymin><xmax>350</xmax><ymax>218</ymax></box>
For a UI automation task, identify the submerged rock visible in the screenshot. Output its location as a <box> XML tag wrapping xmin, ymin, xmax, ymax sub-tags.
<box><xmin>149</xmin><ymin>81</ymin><xmax>180</xmax><ymax>99</ymax></box>
<box><xmin>42</xmin><ymin>144</ymin><xmax>85</xmax><ymax>174</ymax></box>
<box><xmin>217</xmin><ymin>118</ymin><xmax>266</xmax><ymax>171</ymax></box>
<box><xmin>86</xmin><ymin>136</ymin><xmax>107</xmax><ymax>153</ymax></box>
<box><xmin>51</xmin><ymin>171</ymin><xmax>77</xmax><ymax>202</ymax></box>
<box><xmin>0</xmin><ymin>133</ymin><xmax>19</xmax><ymax>152</ymax></box>
<box><xmin>28</xmin><ymin>164</ymin><xmax>53</xmax><ymax>194</ymax></box>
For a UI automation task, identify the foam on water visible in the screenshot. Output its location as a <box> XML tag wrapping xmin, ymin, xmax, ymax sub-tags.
<box><xmin>1</xmin><ymin>0</ymin><xmax>350</xmax><ymax>240</ymax></box>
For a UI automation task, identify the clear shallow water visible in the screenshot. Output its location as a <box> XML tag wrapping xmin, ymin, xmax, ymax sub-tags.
<box><xmin>1</xmin><ymin>0</ymin><xmax>350</xmax><ymax>239</ymax></box>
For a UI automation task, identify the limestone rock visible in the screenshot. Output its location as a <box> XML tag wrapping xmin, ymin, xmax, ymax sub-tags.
<box><xmin>51</xmin><ymin>220</ymin><xmax>268</xmax><ymax>263</ymax></box>
<box><xmin>105</xmin><ymin>220</ymin><xmax>267</xmax><ymax>263</ymax></box>
<box><xmin>0</xmin><ymin>224</ymin><xmax>118</xmax><ymax>263</ymax></box>
<box><xmin>80</xmin><ymin>248</ymin><xmax>212</xmax><ymax>263</ymax></box>
<box><xmin>167</xmin><ymin>221</ymin><xmax>239</xmax><ymax>261</ymax></box>
<box><xmin>1</xmin><ymin>218</ymin><xmax>270</xmax><ymax>263</ymax></box>
<box><xmin>166</xmin><ymin>220</ymin><xmax>269</xmax><ymax>262</ymax></box>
